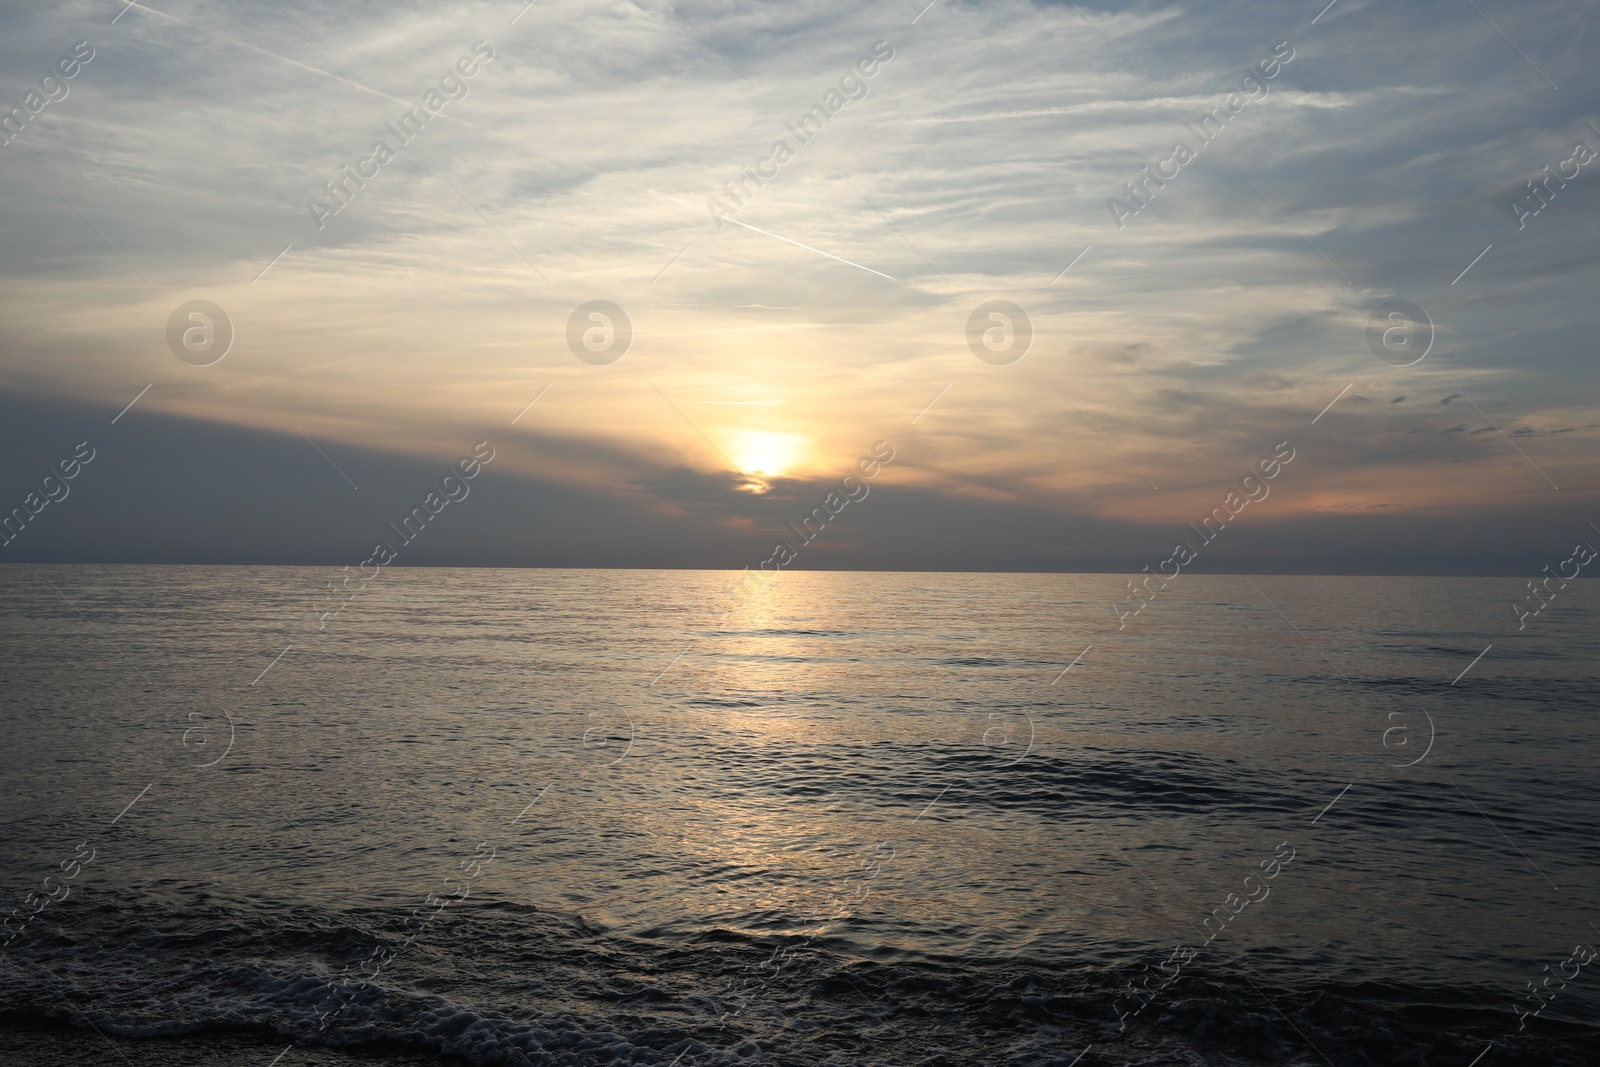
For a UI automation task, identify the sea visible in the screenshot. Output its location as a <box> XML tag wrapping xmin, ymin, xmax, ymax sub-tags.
<box><xmin>0</xmin><ymin>566</ymin><xmax>1596</xmax><ymax>1066</ymax></box>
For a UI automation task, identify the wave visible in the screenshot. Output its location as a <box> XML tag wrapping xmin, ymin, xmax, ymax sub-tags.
<box><xmin>4</xmin><ymin>893</ymin><xmax>1595</xmax><ymax>1066</ymax></box>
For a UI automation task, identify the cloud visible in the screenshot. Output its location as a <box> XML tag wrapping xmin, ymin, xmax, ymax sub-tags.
<box><xmin>0</xmin><ymin>0</ymin><xmax>1594</xmax><ymax>572</ymax></box>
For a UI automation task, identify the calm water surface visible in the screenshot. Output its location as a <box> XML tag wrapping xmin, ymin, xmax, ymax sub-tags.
<box><xmin>1</xmin><ymin>566</ymin><xmax>1596</xmax><ymax>1065</ymax></box>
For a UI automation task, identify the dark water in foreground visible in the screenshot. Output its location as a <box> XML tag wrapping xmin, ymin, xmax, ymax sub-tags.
<box><xmin>1</xmin><ymin>566</ymin><xmax>1596</xmax><ymax>1066</ymax></box>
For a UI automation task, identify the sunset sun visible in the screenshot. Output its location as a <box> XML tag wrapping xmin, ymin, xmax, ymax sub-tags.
<box><xmin>729</xmin><ymin>430</ymin><xmax>808</xmax><ymax>483</ymax></box>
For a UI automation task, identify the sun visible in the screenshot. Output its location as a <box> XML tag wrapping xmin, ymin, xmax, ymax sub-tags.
<box><xmin>728</xmin><ymin>430</ymin><xmax>808</xmax><ymax>487</ymax></box>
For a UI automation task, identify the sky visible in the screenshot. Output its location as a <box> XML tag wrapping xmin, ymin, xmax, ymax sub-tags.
<box><xmin>0</xmin><ymin>0</ymin><xmax>1596</xmax><ymax>573</ymax></box>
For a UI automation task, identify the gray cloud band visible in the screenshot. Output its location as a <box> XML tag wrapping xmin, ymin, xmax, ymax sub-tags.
<box><xmin>1512</xmin><ymin>525</ymin><xmax>1597</xmax><ymax>631</ymax></box>
<box><xmin>1114</xmin><ymin>439</ymin><xmax>1296</xmax><ymax>630</ymax></box>
<box><xmin>0</xmin><ymin>441</ymin><xmax>96</xmax><ymax>549</ymax></box>
<box><xmin>314</xmin><ymin>440</ymin><xmax>496</xmax><ymax>631</ymax></box>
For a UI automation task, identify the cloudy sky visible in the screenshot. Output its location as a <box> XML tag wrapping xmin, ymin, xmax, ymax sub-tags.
<box><xmin>0</xmin><ymin>0</ymin><xmax>1595</xmax><ymax>573</ymax></box>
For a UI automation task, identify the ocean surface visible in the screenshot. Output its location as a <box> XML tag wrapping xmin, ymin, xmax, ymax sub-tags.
<box><xmin>0</xmin><ymin>565</ymin><xmax>1596</xmax><ymax>1066</ymax></box>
